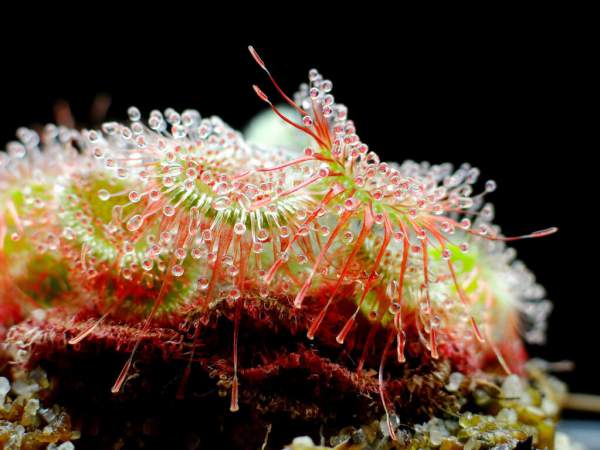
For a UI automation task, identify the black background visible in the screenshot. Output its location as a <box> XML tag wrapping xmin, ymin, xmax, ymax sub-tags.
<box><xmin>1</xmin><ymin>16</ymin><xmax>594</xmax><ymax>398</ymax></box>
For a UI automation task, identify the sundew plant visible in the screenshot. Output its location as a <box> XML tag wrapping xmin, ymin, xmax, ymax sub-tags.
<box><xmin>0</xmin><ymin>46</ymin><xmax>556</xmax><ymax>443</ymax></box>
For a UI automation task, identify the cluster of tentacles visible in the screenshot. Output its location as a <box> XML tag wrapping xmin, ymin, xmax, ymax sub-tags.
<box><xmin>0</xmin><ymin>47</ymin><xmax>557</xmax><ymax>447</ymax></box>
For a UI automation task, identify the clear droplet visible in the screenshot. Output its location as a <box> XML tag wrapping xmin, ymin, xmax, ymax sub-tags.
<box><xmin>485</xmin><ymin>180</ymin><xmax>497</xmax><ymax>192</ymax></box>
<box><xmin>234</xmin><ymin>222</ymin><xmax>246</xmax><ymax>235</ymax></box>
<box><xmin>127</xmin><ymin>215</ymin><xmax>144</xmax><ymax>231</ymax></box>
<box><xmin>128</xmin><ymin>191</ymin><xmax>141</xmax><ymax>203</ymax></box>
<box><xmin>97</xmin><ymin>189</ymin><xmax>110</xmax><ymax>201</ymax></box>
<box><xmin>62</xmin><ymin>227</ymin><xmax>75</xmax><ymax>240</ymax></box>
<box><xmin>198</xmin><ymin>277</ymin><xmax>209</xmax><ymax>290</ymax></box>
<box><xmin>344</xmin><ymin>197</ymin><xmax>358</xmax><ymax>211</ymax></box>
<box><xmin>163</xmin><ymin>205</ymin><xmax>175</xmax><ymax>217</ymax></box>
<box><xmin>279</xmin><ymin>226</ymin><xmax>290</xmax><ymax>238</ymax></box>
<box><xmin>343</xmin><ymin>231</ymin><xmax>354</xmax><ymax>244</ymax></box>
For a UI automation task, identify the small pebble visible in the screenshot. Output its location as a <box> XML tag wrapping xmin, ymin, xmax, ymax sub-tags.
<box><xmin>445</xmin><ymin>372</ymin><xmax>464</xmax><ymax>392</ymax></box>
<box><xmin>0</xmin><ymin>377</ymin><xmax>10</xmax><ymax>406</ymax></box>
<box><xmin>501</xmin><ymin>374</ymin><xmax>524</xmax><ymax>400</ymax></box>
